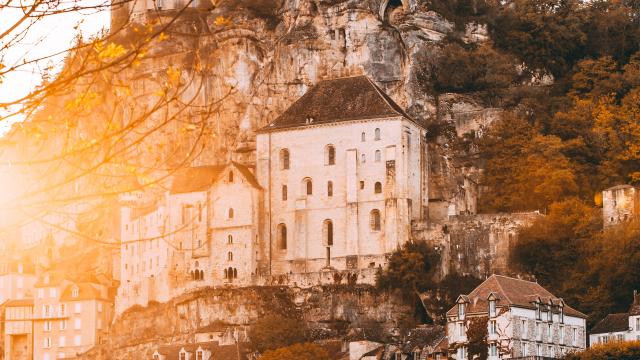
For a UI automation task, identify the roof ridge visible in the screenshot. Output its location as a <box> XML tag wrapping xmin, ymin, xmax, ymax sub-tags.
<box><xmin>364</xmin><ymin>76</ymin><xmax>406</xmax><ymax>118</ymax></box>
<box><xmin>493</xmin><ymin>275</ymin><xmax>514</xmax><ymax>304</ymax></box>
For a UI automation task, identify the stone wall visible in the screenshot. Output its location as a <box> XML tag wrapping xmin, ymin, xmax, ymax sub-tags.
<box><xmin>412</xmin><ymin>212</ymin><xmax>541</xmax><ymax>278</ymax></box>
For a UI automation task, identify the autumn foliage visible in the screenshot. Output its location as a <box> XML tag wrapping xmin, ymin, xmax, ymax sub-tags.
<box><xmin>259</xmin><ymin>343</ymin><xmax>330</xmax><ymax>360</ymax></box>
<box><xmin>563</xmin><ymin>341</ymin><xmax>640</xmax><ymax>360</ymax></box>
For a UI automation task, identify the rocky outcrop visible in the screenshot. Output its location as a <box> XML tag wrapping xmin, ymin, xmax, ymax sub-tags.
<box><xmin>77</xmin><ymin>285</ymin><xmax>412</xmax><ymax>359</ymax></box>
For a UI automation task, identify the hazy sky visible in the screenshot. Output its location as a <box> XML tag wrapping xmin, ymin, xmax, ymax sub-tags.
<box><xmin>0</xmin><ymin>0</ymin><xmax>111</xmax><ymax>134</ymax></box>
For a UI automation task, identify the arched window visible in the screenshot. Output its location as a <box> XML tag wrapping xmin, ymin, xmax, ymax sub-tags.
<box><xmin>224</xmin><ymin>268</ymin><xmax>228</xmax><ymax>279</ymax></box>
<box><xmin>370</xmin><ymin>209</ymin><xmax>381</xmax><ymax>231</ymax></box>
<box><xmin>361</xmin><ymin>132</ymin><xmax>366</xmax><ymax>142</ymax></box>
<box><xmin>227</xmin><ymin>252</ymin><xmax>233</xmax><ymax>261</ymax></box>
<box><xmin>227</xmin><ymin>235</ymin><xmax>233</xmax><ymax>244</ymax></box>
<box><xmin>233</xmin><ymin>268</ymin><xmax>238</xmax><ymax>278</ymax></box>
<box><xmin>280</xmin><ymin>149</ymin><xmax>290</xmax><ymax>170</ymax></box>
<box><xmin>228</xmin><ymin>208</ymin><xmax>234</xmax><ymax>219</ymax></box>
<box><xmin>228</xmin><ymin>171</ymin><xmax>234</xmax><ymax>183</ymax></box>
<box><xmin>303</xmin><ymin>178</ymin><xmax>313</xmax><ymax>195</ymax></box>
<box><xmin>282</xmin><ymin>185</ymin><xmax>288</xmax><ymax>201</ymax></box>
<box><xmin>190</xmin><ymin>270</ymin><xmax>195</xmax><ymax>280</ymax></box>
<box><xmin>200</xmin><ymin>270</ymin><xmax>204</xmax><ymax>281</ymax></box>
<box><xmin>327</xmin><ymin>181</ymin><xmax>333</xmax><ymax>197</ymax></box>
<box><xmin>375</xmin><ymin>150</ymin><xmax>381</xmax><ymax>162</ymax></box>
<box><xmin>323</xmin><ymin>219</ymin><xmax>333</xmax><ymax>246</ymax></box>
<box><xmin>361</xmin><ymin>154</ymin><xmax>366</xmax><ymax>163</ymax></box>
<box><xmin>375</xmin><ymin>128</ymin><xmax>381</xmax><ymax>140</ymax></box>
<box><xmin>374</xmin><ymin>182</ymin><xmax>382</xmax><ymax>194</ymax></box>
<box><xmin>326</xmin><ymin>145</ymin><xmax>336</xmax><ymax>165</ymax></box>
<box><xmin>277</xmin><ymin>223</ymin><xmax>287</xmax><ymax>250</ymax></box>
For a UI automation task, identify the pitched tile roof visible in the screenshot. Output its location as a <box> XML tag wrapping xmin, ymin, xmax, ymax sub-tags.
<box><xmin>446</xmin><ymin>275</ymin><xmax>586</xmax><ymax>318</ymax></box>
<box><xmin>591</xmin><ymin>313</ymin><xmax>630</xmax><ymax>334</ymax></box>
<box><xmin>170</xmin><ymin>163</ymin><xmax>260</xmax><ymax>194</ymax></box>
<box><xmin>260</xmin><ymin>75</ymin><xmax>415</xmax><ymax>132</ymax></box>
<box><xmin>156</xmin><ymin>341</ymin><xmax>247</xmax><ymax>360</ymax></box>
<box><xmin>170</xmin><ymin>165</ymin><xmax>226</xmax><ymax>194</ymax></box>
<box><xmin>1</xmin><ymin>298</ymin><xmax>34</xmax><ymax>307</ymax></box>
<box><xmin>60</xmin><ymin>282</ymin><xmax>107</xmax><ymax>301</ymax></box>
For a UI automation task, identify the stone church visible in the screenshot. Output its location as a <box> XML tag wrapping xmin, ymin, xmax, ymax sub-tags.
<box><xmin>116</xmin><ymin>75</ymin><xmax>429</xmax><ymax>313</ymax></box>
<box><xmin>256</xmin><ymin>75</ymin><xmax>428</xmax><ymax>274</ymax></box>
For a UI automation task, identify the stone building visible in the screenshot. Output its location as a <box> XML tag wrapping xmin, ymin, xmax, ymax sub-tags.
<box><xmin>117</xmin><ymin>162</ymin><xmax>261</xmax><ymax>313</ymax></box>
<box><xmin>256</xmin><ymin>75</ymin><xmax>429</xmax><ymax>274</ymax></box>
<box><xmin>2</xmin><ymin>299</ymin><xmax>34</xmax><ymax>360</ymax></box>
<box><xmin>32</xmin><ymin>271</ymin><xmax>115</xmax><ymax>360</ymax></box>
<box><xmin>590</xmin><ymin>291</ymin><xmax>640</xmax><ymax>346</ymax></box>
<box><xmin>447</xmin><ymin>275</ymin><xmax>586</xmax><ymax>359</ymax></box>
<box><xmin>602</xmin><ymin>185</ymin><xmax>640</xmax><ymax>228</ymax></box>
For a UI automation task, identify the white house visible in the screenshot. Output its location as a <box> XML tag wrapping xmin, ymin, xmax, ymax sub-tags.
<box><xmin>590</xmin><ymin>291</ymin><xmax>640</xmax><ymax>346</ymax></box>
<box><xmin>256</xmin><ymin>75</ymin><xmax>429</xmax><ymax>275</ymax></box>
<box><xmin>447</xmin><ymin>275</ymin><xmax>587</xmax><ymax>359</ymax></box>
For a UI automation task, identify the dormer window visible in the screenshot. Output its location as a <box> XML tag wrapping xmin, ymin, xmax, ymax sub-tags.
<box><xmin>72</xmin><ymin>286</ymin><xmax>79</xmax><ymax>298</ymax></box>
<box><xmin>196</xmin><ymin>349</ymin><xmax>204</xmax><ymax>360</ymax></box>
<box><xmin>535</xmin><ymin>302</ymin><xmax>541</xmax><ymax>320</ymax></box>
<box><xmin>458</xmin><ymin>302</ymin><xmax>466</xmax><ymax>319</ymax></box>
<box><xmin>179</xmin><ymin>350</ymin><xmax>186</xmax><ymax>360</ymax></box>
<box><xmin>559</xmin><ymin>306</ymin><xmax>564</xmax><ymax>323</ymax></box>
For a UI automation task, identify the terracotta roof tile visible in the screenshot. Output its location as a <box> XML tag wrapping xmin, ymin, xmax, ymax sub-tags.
<box><xmin>170</xmin><ymin>165</ymin><xmax>226</xmax><ymax>194</ymax></box>
<box><xmin>446</xmin><ymin>275</ymin><xmax>586</xmax><ymax>318</ymax></box>
<box><xmin>260</xmin><ymin>76</ymin><xmax>415</xmax><ymax>132</ymax></box>
<box><xmin>591</xmin><ymin>313</ymin><xmax>630</xmax><ymax>334</ymax></box>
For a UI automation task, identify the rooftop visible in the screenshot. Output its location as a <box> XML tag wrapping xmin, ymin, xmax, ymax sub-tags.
<box><xmin>590</xmin><ymin>313</ymin><xmax>630</xmax><ymax>335</ymax></box>
<box><xmin>170</xmin><ymin>162</ymin><xmax>260</xmax><ymax>194</ymax></box>
<box><xmin>446</xmin><ymin>274</ymin><xmax>586</xmax><ymax>318</ymax></box>
<box><xmin>260</xmin><ymin>75</ymin><xmax>415</xmax><ymax>132</ymax></box>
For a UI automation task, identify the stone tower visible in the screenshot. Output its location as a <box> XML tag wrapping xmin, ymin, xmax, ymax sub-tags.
<box><xmin>602</xmin><ymin>185</ymin><xmax>640</xmax><ymax>228</ymax></box>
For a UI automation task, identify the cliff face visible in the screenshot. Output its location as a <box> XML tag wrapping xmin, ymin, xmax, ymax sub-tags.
<box><xmin>78</xmin><ymin>285</ymin><xmax>412</xmax><ymax>359</ymax></box>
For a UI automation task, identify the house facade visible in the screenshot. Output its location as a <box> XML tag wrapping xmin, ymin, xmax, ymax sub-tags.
<box><xmin>0</xmin><ymin>258</ymin><xmax>36</xmax><ymax>305</ymax></box>
<box><xmin>590</xmin><ymin>291</ymin><xmax>640</xmax><ymax>346</ymax></box>
<box><xmin>2</xmin><ymin>299</ymin><xmax>34</xmax><ymax>360</ymax></box>
<box><xmin>447</xmin><ymin>275</ymin><xmax>587</xmax><ymax>359</ymax></box>
<box><xmin>256</xmin><ymin>75</ymin><xmax>428</xmax><ymax>275</ymax></box>
<box><xmin>32</xmin><ymin>271</ymin><xmax>114</xmax><ymax>360</ymax></box>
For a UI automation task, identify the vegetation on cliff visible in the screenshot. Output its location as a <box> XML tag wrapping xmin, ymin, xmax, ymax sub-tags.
<box><xmin>258</xmin><ymin>343</ymin><xmax>331</xmax><ymax>360</ymax></box>
<box><xmin>562</xmin><ymin>341</ymin><xmax>640</xmax><ymax>360</ymax></box>
<box><xmin>511</xmin><ymin>199</ymin><xmax>640</xmax><ymax>326</ymax></box>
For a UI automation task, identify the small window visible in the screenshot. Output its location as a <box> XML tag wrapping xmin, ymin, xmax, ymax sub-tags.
<box><xmin>227</xmin><ymin>252</ymin><xmax>233</xmax><ymax>261</ymax></box>
<box><xmin>282</xmin><ymin>185</ymin><xmax>288</xmax><ymax>201</ymax></box>
<box><xmin>323</xmin><ymin>219</ymin><xmax>333</xmax><ymax>246</ymax></box>
<box><xmin>374</xmin><ymin>182</ymin><xmax>382</xmax><ymax>194</ymax></box>
<box><xmin>228</xmin><ymin>208</ymin><xmax>234</xmax><ymax>219</ymax></box>
<box><xmin>361</xmin><ymin>153</ymin><xmax>366</xmax><ymax>163</ymax></box>
<box><xmin>227</xmin><ymin>235</ymin><xmax>233</xmax><ymax>244</ymax></box>
<box><xmin>71</xmin><ymin>287</ymin><xmax>79</xmax><ymax>298</ymax></box>
<box><xmin>326</xmin><ymin>145</ymin><xmax>336</xmax><ymax>165</ymax></box>
<box><xmin>375</xmin><ymin>128</ymin><xmax>381</xmax><ymax>140</ymax></box>
<box><xmin>458</xmin><ymin>303</ymin><xmax>465</xmax><ymax>318</ymax></box>
<box><xmin>277</xmin><ymin>223</ymin><xmax>287</xmax><ymax>250</ymax></box>
<box><xmin>361</xmin><ymin>132</ymin><xmax>366</xmax><ymax>142</ymax></box>
<box><xmin>375</xmin><ymin>150</ymin><xmax>381</xmax><ymax>162</ymax></box>
<box><xmin>360</xmin><ymin>181</ymin><xmax>365</xmax><ymax>190</ymax></box>
<box><xmin>228</xmin><ymin>171</ymin><xmax>233</xmax><ymax>182</ymax></box>
<box><xmin>224</xmin><ymin>268</ymin><xmax>228</xmax><ymax>278</ymax></box>
<box><xmin>489</xmin><ymin>299</ymin><xmax>496</xmax><ymax>317</ymax></box>
<box><xmin>280</xmin><ymin>149</ymin><xmax>290</xmax><ymax>170</ymax></box>
<box><xmin>304</xmin><ymin>178</ymin><xmax>313</xmax><ymax>195</ymax></box>
<box><xmin>327</xmin><ymin>181</ymin><xmax>333</xmax><ymax>197</ymax></box>
<box><xmin>370</xmin><ymin>209</ymin><xmax>381</xmax><ymax>231</ymax></box>
<box><xmin>196</xmin><ymin>350</ymin><xmax>204</xmax><ymax>360</ymax></box>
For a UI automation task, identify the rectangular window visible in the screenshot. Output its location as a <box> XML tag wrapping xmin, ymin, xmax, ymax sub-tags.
<box><xmin>74</xmin><ymin>318</ymin><xmax>81</xmax><ymax>330</ymax></box>
<box><xmin>38</xmin><ymin>289</ymin><xmax>44</xmax><ymax>299</ymax></box>
<box><xmin>74</xmin><ymin>303</ymin><xmax>81</xmax><ymax>314</ymax></box>
<box><xmin>59</xmin><ymin>303</ymin><xmax>66</xmax><ymax>316</ymax></box>
<box><xmin>49</xmin><ymin>287</ymin><xmax>57</xmax><ymax>298</ymax></box>
<box><xmin>60</xmin><ymin>320</ymin><xmax>67</xmax><ymax>330</ymax></box>
<box><xmin>44</xmin><ymin>337</ymin><xmax>51</xmax><ymax>348</ymax></box>
<box><xmin>458</xmin><ymin>303</ymin><xmax>465</xmax><ymax>319</ymax></box>
<box><xmin>489</xmin><ymin>300</ymin><xmax>496</xmax><ymax>317</ymax></box>
<box><xmin>522</xmin><ymin>320</ymin><xmax>528</xmax><ymax>339</ymax></box>
<box><xmin>458</xmin><ymin>322</ymin><xmax>464</xmax><ymax>336</ymax></box>
<box><xmin>521</xmin><ymin>341</ymin><xmax>527</xmax><ymax>356</ymax></box>
<box><xmin>559</xmin><ymin>326</ymin><xmax>564</xmax><ymax>344</ymax></box>
<box><xmin>43</xmin><ymin>305</ymin><xmax>51</xmax><ymax>318</ymax></box>
<box><xmin>196</xmin><ymin>351</ymin><xmax>204</xmax><ymax>360</ymax></box>
<box><xmin>44</xmin><ymin>321</ymin><xmax>52</xmax><ymax>332</ymax></box>
<box><xmin>573</xmin><ymin>328</ymin><xmax>578</xmax><ymax>346</ymax></box>
<box><xmin>74</xmin><ymin>335</ymin><xmax>81</xmax><ymax>346</ymax></box>
<box><xmin>617</xmin><ymin>334</ymin><xmax>624</xmax><ymax>341</ymax></box>
<box><xmin>489</xmin><ymin>320</ymin><xmax>497</xmax><ymax>335</ymax></box>
<box><xmin>636</xmin><ymin>318</ymin><xmax>640</xmax><ymax>331</ymax></box>
<box><xmin>548</xmin><ymin>324</ymin><xmax>552</xmax><ymax>338</ymax></box>
<box><xmin>59</xmin><ymin>336</ymin><xmax>66</xmax><ymax>347</ymax></box>
<box><xmin>536</xmin><ymin>322</ymin><xmax>541</xmax><ymax>341</ymax></box>
<box><xmin>98</xmin><ymin>302</ymin><xmax>103</xmax><ymax>312</ymax></box>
